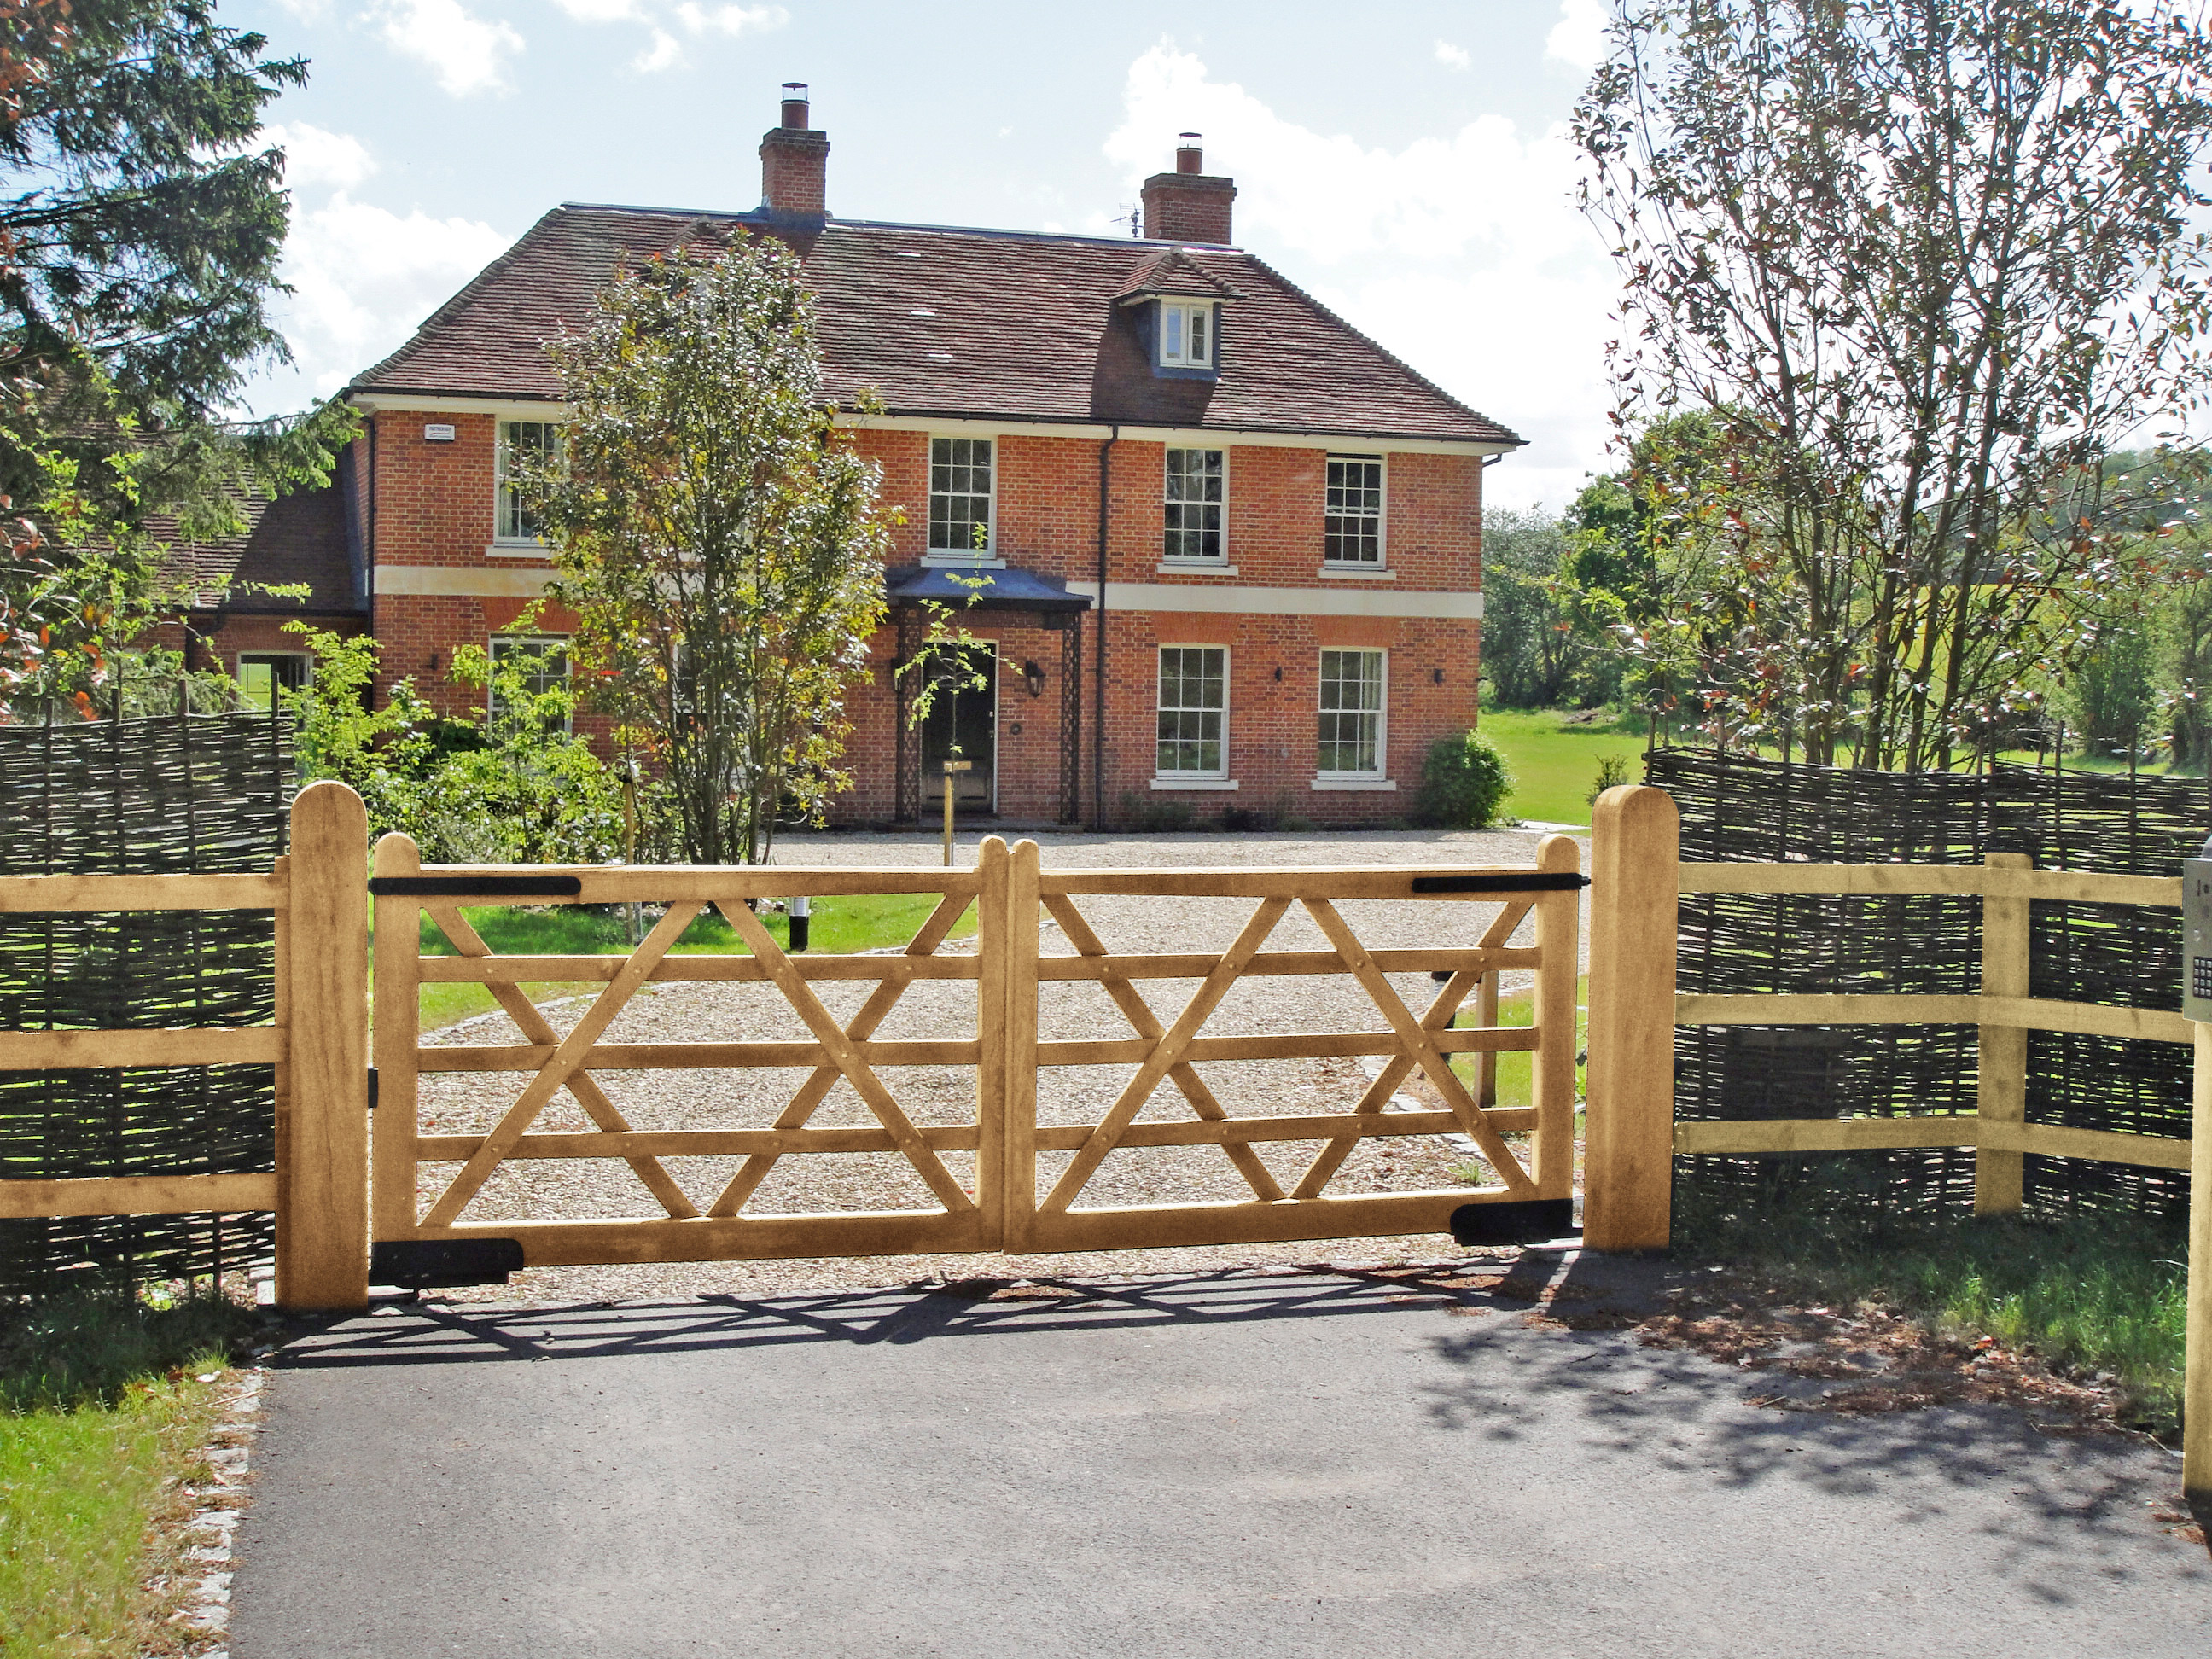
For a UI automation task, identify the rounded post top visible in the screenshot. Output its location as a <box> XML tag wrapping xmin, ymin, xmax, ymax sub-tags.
<box><xmin>371</xmin><ymin>831</ymin><xmax>423</xmax><ymax>875</ymax></box>
<box><xmin>1537</xmin><ymin>832</ymin><xmax>1582</xmax><ymax>872</ymax></box>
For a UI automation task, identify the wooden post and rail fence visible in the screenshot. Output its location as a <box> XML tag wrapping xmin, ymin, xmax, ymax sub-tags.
<box><xmin>0</xmin><ymin>779</ymin><xmax>2206</xmax><ymax>1500</ymax></box>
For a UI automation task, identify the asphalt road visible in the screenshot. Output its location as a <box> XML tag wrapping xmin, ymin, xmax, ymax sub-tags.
<box><xmin>231</xmin><ymin>1254</ymin><xmax>2209</xmax><ymax>1658</ymax></box>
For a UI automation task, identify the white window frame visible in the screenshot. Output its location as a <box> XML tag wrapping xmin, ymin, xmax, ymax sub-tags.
<box><xmin>1161</xmin><ymin>447</ymin><xmax>1228</xmax><ymax>568</ymax></box>
<box><xmin>487</xmin><ymin>633</ymin><xmax>573</xmax><ymax>734</ymax></box>
<box><xmin>1158</xmin><ymin>300</ymin><xmax>1214</xmax><ymax>370</ymax></box>
<box><xmin>1322</xmin><ymin>453</ymin><xmax>1387</xmax><ymax>570</ymax></box>
<box><xmin>924</xmin><ymin>435</ymin><xmax>1001</xmax><ymax>566</ymax></box>
<box><xmin>1313</xmin><ymin>646</ymin><xmax>1390</xmax><ymax>786</ymax></box>
<box><xmin>1152</xmin><ymin>643</ymin><xmax>1235</xmax><ymax>789</ymax></box>
<box><xmin>494</xmin><ymin>419</ymin><xmax>561</xmax><ymax>549</ymax></box>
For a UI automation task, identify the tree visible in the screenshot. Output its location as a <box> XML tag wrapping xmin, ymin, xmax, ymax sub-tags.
<box><xmin>1478</xmin><ymin>506</ymin><xmax>1578</xmax><ymax>707</ymax></box>
<box><xmin>527</xmin><ymin>237</ymin><xmax>899</xmax><ymax>866</ymax></box>
<box><xmin>0</xmin><ymin>0</ymin><xmax>351</xmax><ymax>718</ymax></box>
<box><xmin>1575</xmin><ymin>0</ymin><xmax>2212</xmax><ymax>769</ymax></box>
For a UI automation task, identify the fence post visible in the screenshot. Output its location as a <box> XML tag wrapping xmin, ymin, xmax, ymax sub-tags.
<box><xmin>276</xmin><ymin>782</ymin><xmax>369</xmax><ymax>1312</ymax></box>
<box><xmin>1001</xmin><ymin>838</ymin><xmax>1040</xmax><ymax>1253</ymax></box>
<box><xmin>1532</xmin><ymin>835</ymin><xmax>1583</xmax><ymax>1201</ymax></box>
<box><xmin>1584</xmin><ymin>783</ymin><xmax>1679</xmax><ymax>1252</ymax></box>
<box><xmin>2188</xmin><ymin>1023</ymin><xmax>2212</xmax><ymax>1505</ymax></box>
<box><xmin>1975</xmin><ymin>853</ymin><xmax>2031</xmax><ymax>1214</ymax></box>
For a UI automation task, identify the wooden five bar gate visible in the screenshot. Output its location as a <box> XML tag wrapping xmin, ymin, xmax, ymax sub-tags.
<box><xmin>3</xmin><ymin>782</ymin><xmax>2210</xmax><ymax>1503</ymax></box>
<box><xmin>366</xmin><ymin>818</ymin><xmax>1588</xmax><ymax>1269</ymax></box>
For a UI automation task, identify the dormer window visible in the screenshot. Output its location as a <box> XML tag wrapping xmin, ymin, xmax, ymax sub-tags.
<box><xmin>1160</xmin><ymin>300</ymin><xmax>1214</xmax><ymax>369</ymax></box>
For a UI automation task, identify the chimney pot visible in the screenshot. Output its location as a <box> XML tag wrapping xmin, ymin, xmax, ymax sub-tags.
<box><xmin>1176</xmin><ymin>133</ymin><xmax>1202</xmax><ymax>174</ymax></box>
<box><xmin>780</xmin><ymin>82</ymin><xmax>810</xmax><ymax>129</ymax></box>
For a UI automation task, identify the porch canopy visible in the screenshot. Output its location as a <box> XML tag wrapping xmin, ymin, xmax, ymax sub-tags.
<box><xmin>886</xmin><ymin>563</ymin><xmax>1091</xmax><ymax>824</ymax></box>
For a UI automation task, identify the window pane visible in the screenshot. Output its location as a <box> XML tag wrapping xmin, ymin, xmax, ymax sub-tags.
<box><xmin>1156</xmin><ymin>646</ymin><xmax>1226</xmax><ymax>774</ymax></box>
<box><xmin>1324</xmin><ymin>456</ymin><xmax>1383</xmax><ymax>565</ymax></box>
<box><xmin>1318</xmin><ymin>649</ymin><xmax>1382</xmax><ymax>773</ymax></box>
<box><xmin>1163</xmin><ymin>306</ymin><xmax>1184</xmax><ymax>360</ymax></box>
<box><xmin>929</xmin><ymin>437</ymin><xmax>992</xmax><ymax>553</ymax></box>
<box><xmin>1190</xmin><ymin>306</ymin><xmax>1208</xmax><ymax>364</ymax></box>
<box><xmin>1163</xmin><ymin>450</ymin><xmax>1225</xmax><ymax>560</ymax></box>
<box><xmin>499</xmin><ymin>422</ymin><xmax>559</xmax><ymax>541</ymax></box>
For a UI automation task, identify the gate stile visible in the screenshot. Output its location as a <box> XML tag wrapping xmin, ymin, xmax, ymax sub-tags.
<box><xmin>368</xmin><ymin>832</ymin><xmax>1586</xmax><ymax>1269</ymax></box>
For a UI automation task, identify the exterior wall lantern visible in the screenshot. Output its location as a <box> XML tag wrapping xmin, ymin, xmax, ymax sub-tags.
<box><xmin>1022</xmin><ymin>660</ymin><xmax>1047</xmax><ymax>698</ymax></box>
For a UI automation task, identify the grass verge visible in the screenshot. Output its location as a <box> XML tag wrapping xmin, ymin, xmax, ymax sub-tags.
<box><xmin>401</xmin><ymin>891</ymin><xmax>980</xmax><ymax>1030</ymax></box>
<box><xmin>0</xmin><ymin>1293</ymin><xmax>261</xmax><ymax>1657</ymax></box>
<box><xmin>1670</xmin><ymin>1195</ymin><xmax>2189</xmax><ymax>1438</ymax></box>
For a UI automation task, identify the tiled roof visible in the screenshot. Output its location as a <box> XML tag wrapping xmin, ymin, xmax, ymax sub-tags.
<box><xmin>352</xmin><ymin>207</ymin><xmax>1521</xmax><ymax>447</ymax></box>
<box><xmin>1113</xmin><ymin>247</ymin><xmax>1246</xmax><ymax>304</ymax></box>
<box><xmin>160</xmin><ymin>484</ymin><xmax>360</xmax><ymax>615</ymax></box>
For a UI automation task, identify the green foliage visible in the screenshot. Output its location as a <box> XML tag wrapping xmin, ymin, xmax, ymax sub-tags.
<box><xmin>1119</xmin><ymin>792</ymin><xmax>1196</xmax><ymax>832</ymax></box>
<box><xmin>1480</xmin><ymin>507</ymin><xmax>1578</xmax><ymax>707</ymax></box>
<box><xmin>0</xmin><ymin>1</ymin><xmax>357</xmax><ymax>718</ymax></box>
<box><xmin>285</xmin><ymin>625</ymin><xmax>626</xmax><ymax>864</ymax></box>
<box><xmin>0</xmin><ymin>1291</ymin><xmax>258</xmax><ymax>1656</ymax></box>
<box><xmin>2062</xmin><ymin>624</ymin><xmax>2159</xmax><ymax>761</ymax></box>
<box><xmin>1585</xmin><ymin>753</ymin><xmax>1632</xmax><ymax>805</ymax></box>
<box><xmin>1577</xmin><ymin>2</ymin><xmax>2212</xmax><ymax>770</ymax></box>
<box><xmin>524</xmin><ymin>238</ymin><xmax>901</xmax><ymax>865</ymax></box>
<box><xmin>1416</xmin><ymin>730</ymin><xmax>1513</xmax><ymax>830</ymax></box>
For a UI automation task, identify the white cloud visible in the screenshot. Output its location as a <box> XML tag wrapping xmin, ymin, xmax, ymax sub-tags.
<box><xmin>634</xmin><ymin>28</ymin><xmax>681</xmax><ymax>72</ymax></box>
<box><xmin>551</xmin><ymin>0</ymin><xmax>643</xmax><ymax>20</ymax></box>
<box><xmin>673</xmin><ymin>2</ymin><xmax>786</xmax><ymax>36</ymax></box>
<box><xmin>266</xmin><ymin>193</ymin><xmax>512</xmax><ymax>399</ymax></box>
<box><xmin>265</xmin><ymin>122</ymin><xmax>377</xmax><ymax>192</ymax></box>
<box><xmin>1107</xmin><ymin>44</ymin><xmax>1616</xmax><ymax>510</ymax></box>
<box><xmin>1545</xmin><ymin>0</ymin><xmax>1609</xmax><ymax>74</ymax></box>
<box><xmin>368</xmin><ymin>0</ymin><xmax>523</xmax><ymax>97</ymax></box>
<box><xmin>1435</xmin><ymin>40</ymin><xmax>1470</xmax><ymax>72</ymax></box>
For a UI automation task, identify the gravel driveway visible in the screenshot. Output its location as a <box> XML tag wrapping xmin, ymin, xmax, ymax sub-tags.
<box><xmin>416</xmin><ymin>825</ymin><xmax>1587</xmax><ymax>1304</ymax></box>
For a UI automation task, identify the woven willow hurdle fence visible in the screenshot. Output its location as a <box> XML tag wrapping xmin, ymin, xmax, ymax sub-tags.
<box><xmin>1575</xmin><ymin>784</ymin><xmax>2212</xmax><ymax>1508</ymax></box>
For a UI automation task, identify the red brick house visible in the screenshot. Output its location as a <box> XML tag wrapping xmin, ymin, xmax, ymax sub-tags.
<box><xmin>186</xmin><ymin>85</ymin><xmax>1521</xmax><ymax>827</ymax></box>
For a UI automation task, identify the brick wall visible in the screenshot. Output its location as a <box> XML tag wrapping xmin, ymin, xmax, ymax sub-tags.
<box><xmin>366</xmin><ymin>413</ymin><xmax>1483</xmax><ymax>830</ymax></box>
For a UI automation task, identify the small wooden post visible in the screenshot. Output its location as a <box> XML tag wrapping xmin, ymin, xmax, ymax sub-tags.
<box><xmin>1475</xmin><ymin>970</ymin><xmax>1500</xmax><ymax>1110</ymax></box>
<box><xmin>1002</xmin><ymin>837</ymin><xmax>1041</xmax><ymax>1252</ymax></box>
<box><xmin>2186</xmin><ymin>1023</ymin><xmax>2212</xmax><ymax>1505</ymax></box>
<box><xmin>1531</xmin><ymin>834</ymin><xmax>1582</xmax><ymax>1201</ymax></box>
<box><xmin>974</xmin><ymin>837</ymin><xmax>1010</xmax><ymax>1248</ymax></box>
<box><xmin>940</xmin><ymin>760</ymin><xmax>971</xmax><ymax>867</ymax></box>
<box><xmin>370</xmin><ymin>834</ymin><xmax>422</xmax><ymax>1246</ymax></box>
<box><xmin>277</xmin><ymin>782</ymin><xmax>370</xmax><ymax>1312</ymax></box>
<box><xmin>1583</xmin><ymin>783</ymin><xmax>1680</xmax><ymax>1252</ymax></box>
<box><xmin>1975</xmin><ymin>852</ymin><xmax>2031</xmax><ymax>1214</ymax></box>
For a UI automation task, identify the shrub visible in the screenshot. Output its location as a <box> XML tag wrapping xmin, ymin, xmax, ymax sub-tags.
<box><xmin>1586</xmin><ymin>754</ymin><xmax>1633</xmax><ymax>806</ymax></box>
<box><xmin>1219</xmin><ymin>806</ymin><xmax>1277</xmax><ymax>832</ymax></box>
<box><xmin>1417</xmin><ymin>730</ymin><xmax>1514</xmax><ymax>829</ymax></box>
<box><xmin>1119</xmin><ymin>792</ymin><xmax>1196</xmax><ymax>833</ymax></box>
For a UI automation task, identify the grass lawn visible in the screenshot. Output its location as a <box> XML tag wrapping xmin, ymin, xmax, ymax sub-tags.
<box><xmin>0</xmin><ymin>1295</ymin><xmax>259</xmax><ymax>1657</ymax></box>
<box><xmin>1671</xmin><ymin>1196</ymin><xmax>2189</xmax><ymax>1437</ymax></box>
<box><xmin>1452</xmin><ymin>977</ymin><xmax>1587</xmax><ymax>1107</ymax></box>
<box><xmin>403</xmin><ymin>891</ymin><xmax>980</xmax><ymax>1029</ymax></box>
<box><xmin>1476</xmin><ymin>707</ymin><xmax>1650</xmax><ymax>827</ymax></box>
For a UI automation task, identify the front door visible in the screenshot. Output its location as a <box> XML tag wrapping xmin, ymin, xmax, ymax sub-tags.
<box><xmin>919</xmin><ymin>645</ymin><xmax>996</xmax><ymax>812</ymax></box>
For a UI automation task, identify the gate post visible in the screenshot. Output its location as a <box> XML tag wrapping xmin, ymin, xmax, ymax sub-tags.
<box><xmin>276</xmin><ymin>781</ymin><xmax>370</xmax><ymax>1312</ymax></box>
<box><xmin>975</xmin><ymin>837</ymin><xmax>1010</xmax><ymax>1249</ymax></box>
<box><xmin>1583</xmin><ymin>783</ymin><xmax>1679</xmax><ymax>1252</ymax></box>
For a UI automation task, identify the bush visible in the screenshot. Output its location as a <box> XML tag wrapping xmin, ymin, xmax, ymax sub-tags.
<box><xmin>1417</xmin><ymin>730</ymin><xmax>1513</xmax><ymax>829</ymax></box>
<box><xmin>1120</xmin><ymin>792</ymin><xmax>1197</xmax><ymax>832</ymax></box>
<box><xmin>1219</xmin><ymin>806</ymin><xmax>1276</xmax><ymax>832</ymax></box>
<box><xmin>1586</xmin><ymin>754</ymin><xmax>1633</xmax><ymax>805</ymax></box>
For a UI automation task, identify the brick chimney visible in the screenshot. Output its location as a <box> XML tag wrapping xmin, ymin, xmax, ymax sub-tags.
<box><xmin>759</xmin><ymin>81</ymin><xmax>829</xmax><ymax>226</ymax></box>
<box><xmin>1140</xmin><ymin>133</ymin><xmax>1236</xmax><ymax>246</ymax></box>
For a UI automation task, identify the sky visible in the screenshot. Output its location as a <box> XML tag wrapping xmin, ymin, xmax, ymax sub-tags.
<box><xmin>233</xmin><ymin>0</ymin><xmax>1618</xmax><ymax>511</ymax></box>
